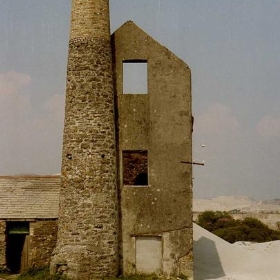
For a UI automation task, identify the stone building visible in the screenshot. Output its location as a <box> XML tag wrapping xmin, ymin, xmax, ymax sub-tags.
<box><xmin>113</xmin><ymin>21</ymin><xmax>193</xmax><ymax>278</ymax></box>
<box><xmin>51</xmin><ymin>0</ymin><xmax>193</xmax><ymax>279</ymax></box>
<box><xmin>0</xmin><ymin>175</ymin><xmax>60</xmax><ymax>273</ymax></box>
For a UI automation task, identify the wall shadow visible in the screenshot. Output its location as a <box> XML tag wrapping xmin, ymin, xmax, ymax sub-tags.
<box><xmin>194</xmin><ymin>236</ymin><xmax>225</xmax><ymax>280</ymax></box>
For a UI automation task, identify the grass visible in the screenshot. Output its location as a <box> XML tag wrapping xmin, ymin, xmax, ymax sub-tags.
<box><xmin>14</xmin><ymin>267</ymin><xmax>67</xmax><ymax>280</ymax></box>
<box><xmin>106</xmin><ymin>274</ymin><xmax>188</xmax><ymax>280</ymax></box>
<box><xmin>0</xmin><ymin>271</ymin><xmax>19</xmax><ymax>279</ymax></box>
<box><xmin>0</xmin><ymin>268</ymin><xmax>187</xmax><ymax>280</ymax></box>
<box><xmin>105</xmin><ymin>276</ymin><xmax>161</xmax><ymax>280</ymax></box>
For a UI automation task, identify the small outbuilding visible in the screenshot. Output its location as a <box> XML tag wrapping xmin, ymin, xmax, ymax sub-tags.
<box><xmin>0</xmin><ymin>175</ymin><xmax>60</xmax><ymax>273</ymax></box>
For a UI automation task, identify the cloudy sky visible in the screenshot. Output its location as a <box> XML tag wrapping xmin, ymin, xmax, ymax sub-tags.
<box><xmin>0</xmin><ymin>0</ymin><xmax>280</xmax><ymax>200</ymax></box>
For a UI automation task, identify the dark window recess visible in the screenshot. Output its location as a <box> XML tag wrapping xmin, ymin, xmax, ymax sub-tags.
<box><xmin>123</xmin><ymin>150</ymin><xmax>148</xmax><ymax>185</ymax></box>
<box><xmin>123</xmin><ymin>60</ymin><xmax>147</xmax><ymax>94</ymax></box>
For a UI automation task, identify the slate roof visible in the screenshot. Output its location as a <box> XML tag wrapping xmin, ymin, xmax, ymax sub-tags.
<box><xmin>0</xmin><ymin>175</ymin><xmax>60</xmax><ymax>219</ymax></box>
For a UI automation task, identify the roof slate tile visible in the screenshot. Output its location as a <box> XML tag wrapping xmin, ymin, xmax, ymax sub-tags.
<box><xmin>0</xmin><ymin>175</ymin><xmax>60</xmax><ymax>219</ymax></box>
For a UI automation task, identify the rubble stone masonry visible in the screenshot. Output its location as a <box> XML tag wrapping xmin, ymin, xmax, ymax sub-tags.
<box><xmin>0</xmin><ymin>222</ymin><xmax>5</xmax><ymax>269</ymax></box>
<box><xmin>50</xmin><ymin>0</ymin><xmax>119</xmax><ymax>279</ymax></box>
<box><xmin>29</xmin><ymin>221</ymin><xmax>58</xmax><ymax>268</ymax></box>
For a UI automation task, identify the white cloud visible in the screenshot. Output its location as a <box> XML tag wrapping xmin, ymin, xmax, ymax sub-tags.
<box><xmin>0</xmin><ymin>71</ymin><xmax>31</xmax><ymax>95</ymax></box>
<box><xmin>0</xmin><ymin>71</ymin><xmax>65</xmax><ymax>174</ymax></box>
<box><xmin>23</xmin><ymin>94</ymin><xmax>65</xmax><ymax>134</ymax></box>
<box><xmin>43</xmin><ymin>93</ymin><xmax>65</xmax><ymax>123</ymax></box>
<box><xmin>10</xmin><ymin>93</ymin><xmax>65</xmax><ymax>174</ymax></box>
<box><xmin>0</xmin><ymin>71</ymin><xmax>31</xmax><ymax>120</ymax></box>
<box><xmin>195</xmin><ymin>103</ymin><xmax>240</xmax><ymax>135</ymax></box>
<box><xmin>256</xmin><ymin>115</ymin><xmax>280</xmax><ymax>139</ymax></box>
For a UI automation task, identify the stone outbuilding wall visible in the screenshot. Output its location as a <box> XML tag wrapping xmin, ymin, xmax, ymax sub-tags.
<box><xmin>29</xmin><ymin>220</ymin><xmax>58</xmax><ymax>268</ymax></box>
<box><xmin>0</xmin><ymin>175</ymin><xmax>60</xmax><ymax>273</ymax></box>
<box><xmin>0</xmin><ymin>222</ymin><xmax>6</xmax><ymax>269</ymax></box>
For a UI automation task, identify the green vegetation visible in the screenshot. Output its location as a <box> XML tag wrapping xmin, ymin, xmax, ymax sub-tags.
<box><xmin>105</xmin><ymin>276</ymin><xmax>162</xmax><ymax>280</ymax></box>
<box><xmin>197</xmin><ymin>210</ymin><xmax>280</xmax><ymax>243</ymax></box>
<box><xmin>106</xmin><ymin>276</ymin><xmax>188</xmax><ymax>280</ymax></box>
<box><xmin>15</xmin><ymin>267</ymin><xmax>67</xmax><ymax>280</ymax></box>
<box><xmin>8</xmin><ymin>268</ymin><xmax>167</xmax><ymax>280</ymax></box>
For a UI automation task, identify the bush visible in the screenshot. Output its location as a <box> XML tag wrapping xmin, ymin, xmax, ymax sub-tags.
<box><xmin>197</xmin><ymin>211</ymin><xmax>280</xmax><ymax>243</ymax></box>
<box><xmin>196</xmin><ymin>211</ymin><xmax>235</xmax><ymax>232</ymax></box>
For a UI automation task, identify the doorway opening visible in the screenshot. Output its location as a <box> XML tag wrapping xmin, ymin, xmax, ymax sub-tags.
<box><xmin>6</xmin><ymin>222</ymin><xmax>29</xmax><ymax>273</ymax></box>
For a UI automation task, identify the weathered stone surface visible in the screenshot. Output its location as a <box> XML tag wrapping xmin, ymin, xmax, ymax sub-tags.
<box><xmin>51</xmin><ymin>1</ymin><xmax>193</xmax><ymax>279</ymax></box>
<box><xmin>50</xmin><ymin>0</ymin><xmax>118</xmax><ymax>279</ymax></box>
<box><xmin>113</xmin><ymin>21</ymin><xmax>193</xmax><ymax>278</ymax></box>
<box><xmin>0</xmin><ymin>221</ymin><xmax>6</xmax><ymax>270</ymax></box>
<box><xmin>29</xmin><ymin>221</ymin><xmax>58</xmax><ymax>268</ymax></box>
<box><xmin>0</xmin><ymin>220</ymin><xmax>58</xmax><ymax>272</ymax></box>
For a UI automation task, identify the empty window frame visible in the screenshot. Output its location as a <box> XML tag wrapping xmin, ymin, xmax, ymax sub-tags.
<box><xmin>123</xmin><ymin>60</ymin><xmax>147</xmax><ymax>94</ymax></box>
<box><xmin>122</xmin><ymin>150</ymin><xmax>148</xmax><ymax>186</ymax></box>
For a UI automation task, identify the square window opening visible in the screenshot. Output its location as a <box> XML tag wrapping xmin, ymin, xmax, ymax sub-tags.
<box><xmin>123</xmin><ymin>150</ymin><xmax>148</xmax><ymax>186</ymax></box>
<box><xmin>123</xmin><ymin>60</ymin><xmax>147</xmax><ymax>94</ymax></box>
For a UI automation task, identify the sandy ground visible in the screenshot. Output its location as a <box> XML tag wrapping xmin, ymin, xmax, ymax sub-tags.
<box><xmin>194</xmin><ymin>223</ymin><xmax>280</xmax><ymax>280</ymax></box>
<box><xmin>193</xmin><ymin>196</ymin><xmax>280</xmax><ymax>279</ymax></box>
<box><xmin>193</xmin><ymin>196</ymin><xmax>280</xmax><ymax>213</ymax></box>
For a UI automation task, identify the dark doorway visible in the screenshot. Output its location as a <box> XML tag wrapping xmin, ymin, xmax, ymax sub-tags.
<box><xmin>6</xmin><ymin>234</ymin><xmax>26</xmax><ymax>273</ymax></box>
<box><xmin>6</xmin><ymin>222</ymin><xmax>30</xmax><ymax>273</ymax></box>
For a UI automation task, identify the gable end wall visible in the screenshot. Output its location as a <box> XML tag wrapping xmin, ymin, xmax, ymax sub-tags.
<box><xmin>112</xmin><ymin>21</ymin><xmax>193</xmax><ymax>279</ymax></box>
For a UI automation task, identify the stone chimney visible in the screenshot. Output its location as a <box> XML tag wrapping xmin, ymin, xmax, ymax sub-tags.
<box><xmin>50</xmin><ymin>0</ymin><xmax>119</xmax><ymax>279</ymax></box>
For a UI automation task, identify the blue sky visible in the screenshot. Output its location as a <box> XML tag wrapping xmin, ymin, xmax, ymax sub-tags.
<box><xmin>0</xmin><ymin>0</ymin><xmax>280</xmax><ymax>200</ymax></box>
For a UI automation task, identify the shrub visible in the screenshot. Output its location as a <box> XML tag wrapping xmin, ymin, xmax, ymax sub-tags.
<box><xmin>197</xmin><ymin>211</ymin><xmax>280</xmax><ymax>243</ymax></box>
<box><xmin>196</xmin><ymin>210</ymin><xmax>235</xmax><ymax>232</ymax></box>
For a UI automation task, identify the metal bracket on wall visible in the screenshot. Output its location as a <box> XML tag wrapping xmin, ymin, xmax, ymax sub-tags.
<box><xmin>181</xmin><ymin>160</ymin><xmax>204</xmax><ymax>166</ymax></box>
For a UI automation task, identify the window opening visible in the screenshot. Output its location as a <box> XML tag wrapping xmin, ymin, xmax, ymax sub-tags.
<box><xmin>123</xmin><ymin>150</ymin><xmax>148</xmax><ymax>186</ymax></box>
<box><xmin>123</xmin><ymin>60</ymin><xmax>147</xmax><ymax>94</ymax></box>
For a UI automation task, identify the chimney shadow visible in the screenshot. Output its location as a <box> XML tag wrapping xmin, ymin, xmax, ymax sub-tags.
<box><xmin>194</xmin><ymin>236</ymin><xmax>226</xmax><ymax>280</ymax></box>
